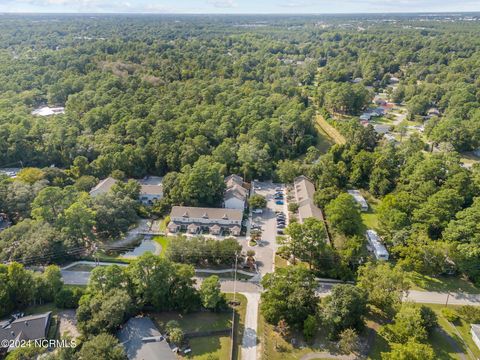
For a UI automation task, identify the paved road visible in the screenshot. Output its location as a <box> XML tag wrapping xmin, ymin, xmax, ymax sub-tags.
<box><xmin>405</xmin><ymin>290</ymin><xmax>480</xmax><ymax>305</ymax></box>
<box><xmin>241</xmin><ymin>292</ymin><xmax>260</xmax><ymax>360</ymax></box>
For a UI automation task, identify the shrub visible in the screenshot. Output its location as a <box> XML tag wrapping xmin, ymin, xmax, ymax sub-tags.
<box><xmin>338</xmin><ymin>328</ymin><xmax>360</xmax><ymax>355</ymax></box>
<box><xmin>441</xmin><ymin>308</ymin><xmax>459</xmax><ymax>322</ymax></box>
<box><xmin>303</xmin><ymin>315</ymin><xmax>317</xmax><ymax>342</ymax></box>
<box><xmin>457</xmin><ymin>305</ymin><xmax>480</xmax><ymax>323</ymax></box>
<box><xmin>288</xmin><ymin>202</ymin><xmax>299</xmax><ymax>213</ymax></box>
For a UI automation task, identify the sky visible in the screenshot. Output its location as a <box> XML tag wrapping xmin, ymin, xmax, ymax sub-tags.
<box><xmin>1</xmin><ymin>0</ymin><xmax>480</xmax><ymax>14</ymax></box>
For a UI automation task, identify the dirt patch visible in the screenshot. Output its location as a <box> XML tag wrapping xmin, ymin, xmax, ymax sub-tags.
<box><xmin>58</xmin><ymin>310</ymin><xmax>80</xmax><ymax>339</ymax></box>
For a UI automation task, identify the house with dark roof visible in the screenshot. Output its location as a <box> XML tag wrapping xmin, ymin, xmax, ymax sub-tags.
<box><xmin>224</xmin><ymin>175</ymin><xmax>248</xmax><ymax>210</ymax></box>
<box><xmin>168</xmin><ymin>206</ymin><xmax>243</xmax><ymax>236</ymax></box>
<box><xmin>117</xmin><ymin>317</ymin><xmax>175</xmax><ymax>360</ymax></box>
<box><xmin>0</xmin><ymin>312</ymin><xmax>51</xmax><ymax>354</ymax></box>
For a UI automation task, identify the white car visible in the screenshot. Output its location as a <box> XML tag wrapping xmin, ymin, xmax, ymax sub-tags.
<box><xmin>252</xmin><ymin>208</ymin><xmax>263</xmax><ymax>214</ymax></box>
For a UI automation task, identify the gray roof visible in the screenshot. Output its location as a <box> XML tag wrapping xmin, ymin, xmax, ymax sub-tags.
<box><xmin>117</xmin><ymin>317</ymin><xmax>175</xmax><ymax>360</ymax></box>
<box><xmin>0</xmin><ymin>312</ymin><xmax>51</xmax><ymax>347</ymax></box>
<box><xmin>90</xmin><ymin>177</ymin><xmax>117</xmax><ymax>196</ymax></box>
<box><xmin>171</xmin><ymin>206</ymin><xmax>243</xmax><ymax>222</ymax></box>
<box><xmin>225</xmin><ymin>174</ymin><xmax>243</xmax><ymax>187</ymax></box>
<box><xmin>225</xmin><ymin>184</ymin><xmax>248</xmax><ymax>202</ymax></box>
<box><xmin>140</xmin><ymin>184</ymin><xmax>163</xmax><ymax>196</ymax></box>
<box><xmin>293</xmin><ymin>176</ymin><xmax>324</xmax><ymax>223</ymax></box>
<box><xmin>90</xmin><ymin>177</ymin><xmax>163</xmax><ymax>197</ymax></box>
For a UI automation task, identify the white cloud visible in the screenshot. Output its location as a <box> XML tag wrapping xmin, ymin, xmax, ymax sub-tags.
<box><xmin>279</xmin><ymin>1</ymin><xmax>314</xmax><ymax>8</ymax></box>
<box><xmin>207</xmin><ymin>0</ymin><xmax>237</xmax><ymax>9</ymax></box>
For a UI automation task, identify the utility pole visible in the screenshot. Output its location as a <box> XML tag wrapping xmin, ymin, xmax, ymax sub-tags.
<box><xmin>233</xmin><ymin>251</ymin><xmax>238</xmax><ymax>302</ymax></box>
<box><xmin>445</xmin><ymin>292</ymin><xmax>450</xmax><ymax>307</ymax></box>
<box><xmin>230</xmin><ymin>252</ymin><xmax>239</xmax><ymax>360</ymax></box>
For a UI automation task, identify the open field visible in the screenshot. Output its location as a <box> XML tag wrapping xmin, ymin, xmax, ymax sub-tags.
<box><xmin>408</xmin><ymin>272</ymin><xmax>480</xmax><ymax>294</ymax></box>
<box><xmin>151</xmin><ymin>293</ymin><xmax>246</xmax><ymax>360</ymax></box>
<box><xmin>315</xmin><ymin>114</ymin><xmax>346</xmax><ymax>145</ymax></box>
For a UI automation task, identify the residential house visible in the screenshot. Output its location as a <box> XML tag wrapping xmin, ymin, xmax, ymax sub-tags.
<box><xmin>373</xmin><ymin>124</ymin><xmax>391</xmax><ymax>135</ymax></box>
<box><xmin>168</xmin><ymin>206</ymin><xmax>243</xmax><ymax>236</ymax></box>
<box><xmin>0</xmin><ymin>168</ymin><xmax>20</xmax><ymax>178</ymax></box>
<box><xmin>224</xmin><ymin>174</ymin><xmax>248</xmax><ymax>210</ymax></box>
<box><xmin>374</xmin><ymin>97</ymin><xmax>388</xmax><ymax>106</ymax></box>
<box><xmin>366</xmin><ymin>230</ymin><xmax>389</xmax><ymax>261</ymax></box>
<box><xmin>389</xmin><ymin>76</ymin><xmax>400</xmax><ymax>84</ymax></box>
<box><xmin>117</xmin><ymin>317</ymin><xmax>176</xmax><ymax>360</ymax></box>
<box><xmin>31</xmin><ymin>106</ymin><xmax>65</xmax><ymax>116</ymax></box>
<box><xmin>360</xmin><ymin>113</ymin><xmax>372</xmax><ymax>122</ymax></box>
<box><xmin>138</xmin><ymin>176</ymin><xmax>163</xmax><ymax>205</ymax></box>
<box><xmin>90</xmin><ymin>176</ymin><xmax>163</xmax><ymax>205</ymax></box>
<box><xmin>293</xmin><ymin>176</ymin><xmax>324</xmax><ymax>223</ymax></box>
<box><xmin>347</xmin><ymin>190</ymin><xmax>369</xmax><ymax>211</ymax></box>
<box><xmin>472</xmin><ymin>324</ymin><xmax>480</xmax><ymax>350</ymax></box>
<box><xmin>89</xmin><ymin>177</ymin><xmax>118</xmax><ymax>197</ymax></box>
<box><xmin>0</xmin><ymin>312</ymin><xmax>52</xmax><ymax>354</ymax></box>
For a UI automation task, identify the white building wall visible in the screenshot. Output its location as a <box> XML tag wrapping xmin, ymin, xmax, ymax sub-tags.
<box><xmin>472</xmin><ymin>329</ymin><xmax>480</xmax><ymax>350</ymax></box>
<box><xmin>224</xmin><ymin>197</ymin><xmax>245</xmax><ymax>210</ymax></box>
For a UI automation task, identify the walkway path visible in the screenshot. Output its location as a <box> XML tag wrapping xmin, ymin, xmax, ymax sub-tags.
<box><xmin>300</xmin><ymin>352</ymin><xmax>355</xmax><ymax>360</ymax></box>
<box><xmin>241</xmin><ymin>292</ymin><xmax>260</xmax><ymax>360</ymax></box>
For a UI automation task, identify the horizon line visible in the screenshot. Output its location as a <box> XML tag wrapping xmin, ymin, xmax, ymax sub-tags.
<box><xmin>1</xmin><ymin>11</ymin><xmax>480</xmax><ymax>16</ymax></box>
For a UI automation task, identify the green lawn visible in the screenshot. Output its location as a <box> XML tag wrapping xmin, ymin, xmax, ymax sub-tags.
<box><xmin>408</xmin><ymin>272</ymin><xmax>480</xmax><ymax>294</ymax></box>
<box><xmin>275</xmin><ymin>255</ymin><xmax>289</xmax><ymax>269</ymax></box>
<box><xmin>153</xmin><ymin>235</ymin><xmax>171</xmax><ymax>257</ymax></box>
<box><xmin>151</xmin><ymin>293</ymin><xmax>246</xmax><ymax>360</ymax></box>
<box><xmin>196</xmin><ymin>271</ymin><xmax>254</xmax><ymax>281</ymax></box>
<box><xmin>360</xmin><ymin>192</ymin><xmax>381</xmax><ymax>232</ymax></box>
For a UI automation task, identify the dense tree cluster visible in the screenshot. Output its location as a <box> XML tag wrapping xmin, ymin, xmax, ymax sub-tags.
<box><xmin>0</xmin><ymin>263</ymin><xmax>70</xmax><ymax>318</ymax></box>
<box><xmin>0</xmin><ymin>170</ymin><xmax>139</xmax><ymax>264</ymax></box>
<box><xmin>166</xmin><ymin>236</ymin><xmax>242</xmax><ymax>266</ymax></box>
<box><xmin>77</xmin><ymin>253</ymin><xmax>224</xmax><ymax>336</ymax></box>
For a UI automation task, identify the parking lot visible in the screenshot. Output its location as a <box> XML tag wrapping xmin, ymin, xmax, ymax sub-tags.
<box><xmin>243</xmin><ymin>181</ymin><xmax>288</xmax><ymax>277</ymax></box>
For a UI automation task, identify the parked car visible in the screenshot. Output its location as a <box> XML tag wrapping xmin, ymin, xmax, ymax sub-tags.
<box><xmin>277</xmin><ymin>224</ymin><xmax>285</xmax><ymax>229</ymax></box>
<box><xmin>276</xmin><ymin>213</ymin><xmax>285</xmax><ymax>218</ymax></box>
<box><xmin>275</xmin><ymin>200</ymin><xmax>284</xmax><ymax>205</ymax></box>
<box><xmin>277</xmin><ymin>229</ymin><xmax>284</xmax><ymax>235</ymax></box>
<box><xmin>274</xmin><ymin>195</ymin><xmax>284</xmax><ymax>200</ymax></box>
<box><xmin>252</xmin><ymin>208</ymin><xmax>263</xmax><ymax>214</ymax></box>
<box><xmin>251</xmin><ymin>223</ymin><xmax>261</xmax><ymax>229</ymax></box>
<box><xmin>275</xmin><ymin>187</ymin><xmax>283</xmax><ymax>192</ymax></box>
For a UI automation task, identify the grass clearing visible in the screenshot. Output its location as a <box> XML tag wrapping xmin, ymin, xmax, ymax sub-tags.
<box><xmin>153</xmin><ymin>235</ymin><xmax>171</xmax><ymax>257</ymax></box>
<box><xmin>315</xmin><ymin>113</ymin><xmax>346</xmax><ymax>145</ymax></box>
<box><xmin>195</xmin><ymin>270</ymin><xmax>254</xmax><ymax>281</ymax></box>
<box><xmin>408</xmin><ymin>272</ymin><xmax>480</xmax><ymax>294</ymax></box>
<box><xmin>151</xmin><ymin>293</ymin><xmax>246</xmax><ymax>360</ymax></box>
<box><xmin>258</xmin><ymin>312</ymin><xmax>331</xmax><ymax>360</ymax></box>
<box><xmin>360</xmin><ymin>192</ymin><xmax>381</xmax><ymax>232</ymax></box>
